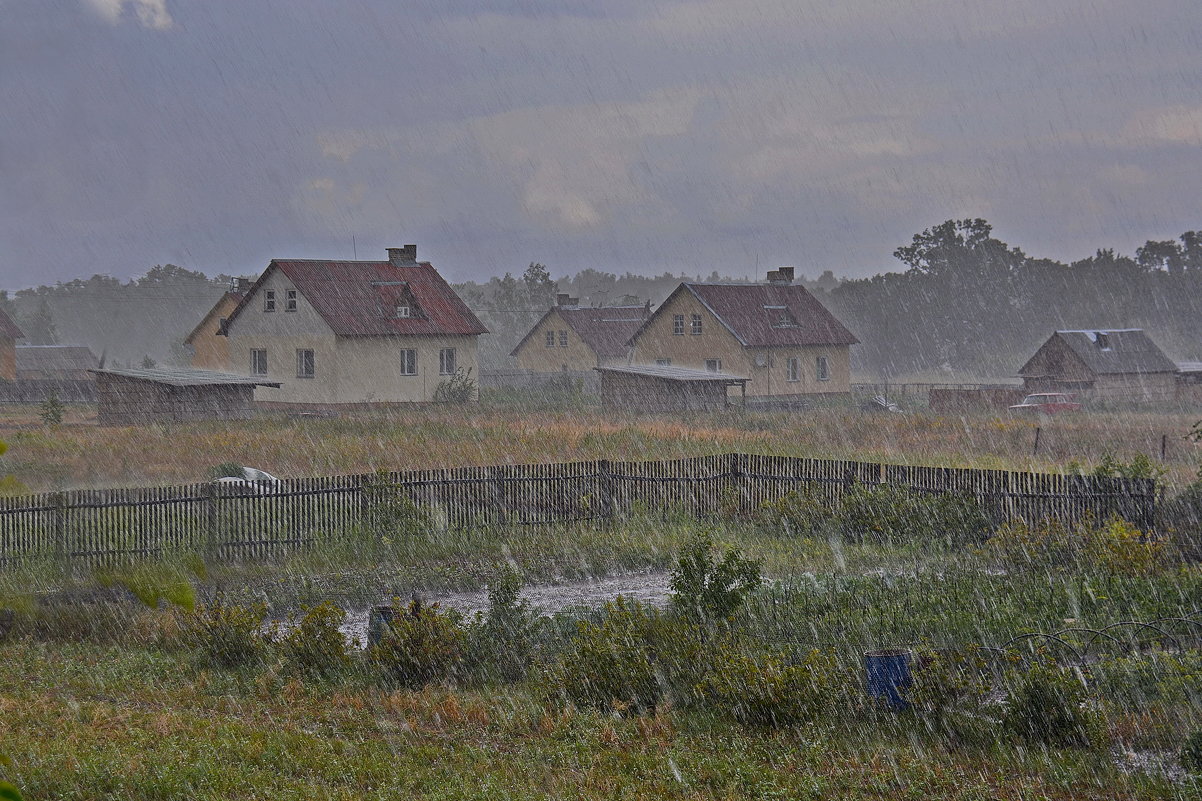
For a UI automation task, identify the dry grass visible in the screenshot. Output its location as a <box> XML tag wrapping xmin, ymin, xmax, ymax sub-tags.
<box><xmin>0</xmin><ymin>403</ymin><xmax>1198</xmax><ymax>492</ymax></box>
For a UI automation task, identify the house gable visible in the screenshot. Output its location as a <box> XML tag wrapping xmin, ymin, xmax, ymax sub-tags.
<box><xmin>1018</xmin><ymin>335</ymin><xmax>1095</xmax><ymax>381</ymax></box>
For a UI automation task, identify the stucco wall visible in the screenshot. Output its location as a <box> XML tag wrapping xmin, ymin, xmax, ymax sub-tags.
<box><xmin>335</xmin><ymin>335</ymin><xmax>480</xmax><ymax>402</ymax></box>
<box><xmin>189</xmin><ymin>295</ymin><xmax>241</xmax><ymax>371</ymax></box>
<box><xmin>513</xmin><ymin>310</ymin><xmax>598</xmax><ymax>371</ymax></box>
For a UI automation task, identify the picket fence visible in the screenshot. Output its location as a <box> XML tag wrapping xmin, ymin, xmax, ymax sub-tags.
<box><xmin>0</xmin><ymin>454</ymin><xmax>1157</xmax><ymax>569</ymax></box>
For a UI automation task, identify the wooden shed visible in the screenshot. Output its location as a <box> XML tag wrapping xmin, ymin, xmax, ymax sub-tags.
<box><xmin>595</xmin><ymin>365</ymin><xmax>748</xmax><ymax>413</ymax></box>
<box><xmin>90</xmin><ymin>367</ymin><xmax>281</xmax><ymax>426</ymax></box>
<box><xmin>1018</xmin><ymin>330</ymin><xmax>1179</xmax><ymax>403</ymax></box>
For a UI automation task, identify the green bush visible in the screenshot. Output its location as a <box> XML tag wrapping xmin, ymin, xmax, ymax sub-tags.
<box><xmin>433</xmin><ymin>368</ymin><xmax>477</xmax><ymax>403</ymax></box>
<box><xmin>988</xmin><ymin>515</ymin><xmax>1166</xmax><ymax>575</ymax></box>
<box><xmin>279</xmin><ymin>602</ymin><xmax>350</xmax><ymax>679</ymax></box>
<box><xmin>1181</xmin><ymin>729</ymin><xmax>1202</xmax><ymax>775</ymax></box>
<box><xmin>465</xmin><ymin>569</ymin><xmax>544</xmax><ymax>684</ymax></box>
<box><xmin>180</xmin><ymin>600</ymin><xmax>268</xmax><ymax>668</ymax></box>
<box><xmin>756</xmin><ymin>487</ymin><xmax>834</xmax><ymax>539</ymax></box>
<box><xmin>369</xmin><ymin>599</ymin><xmax>466</xmax><ymax>689</ymax></box>
<box><xmin>362</xmin><ymin>472</ymin><xmax>431</xmax><ymax>540</ymax></box>
<box><xmin>1161</xmin><ymin>482</ymin><xmax>1202</xmax><ymax>561</ymax></box>
<box><xmin>551</xmin><ymin>597</ymin><xmax>702</xmax><ymax>715</ymax></box>
<box><xmin>905</xmin><ymin>645</ymin><xmax>996</xmax><ymax>744</ymax></box>
<box><xmin>696</xmin><ymin>640</ymin><xmax>842</xmax><ymax>728</ymax></box>
<box><xmin>669</xmin><ymin>530</ymin><xmax>761</xmax><ymax>623</ymax></box>
<box><xmin>1002</xmin><ymin>664</ymin><xmax>1098</xmax><ymax>748</ymax></box>
<box><xmin>38</xmin><ymin>394</ymin><xmax>64</xmax><ymax>426</ymax></box>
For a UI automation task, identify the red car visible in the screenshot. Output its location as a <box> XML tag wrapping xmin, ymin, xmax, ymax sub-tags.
<box><xmin>1008</xmin><ymin>393</ymin><xmax>1081</xmax><ymax>415</ymax></box>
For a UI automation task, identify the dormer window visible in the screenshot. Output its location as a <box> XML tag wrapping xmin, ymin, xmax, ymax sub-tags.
<box><xmin>1095</xmin><ymin>332</ymin><xmax>1110</xmax><ymax>350</ymax></box>
<box><xmin>395</xmin><ymin>305</ymin><xmax>411</xmax><ymax>319</ymax></box>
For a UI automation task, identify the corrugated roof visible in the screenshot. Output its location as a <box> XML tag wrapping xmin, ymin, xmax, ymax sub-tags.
<box><xmin>630</xmin><ymin>283</ymin><xmax>858</xmax><ymax>348</ymax></box>
<box><xmin>16</xmin><ymin>345</ymin><xmax>98</xmax><ymax>372</ymax></box>
<box><xmin>0</xmin><ymin>309</ymin><xmax>23</xmax><ymax>340</ymax></box>
<box><xmin>225</xmin><ymin>259</ymin><xmax>488</xmax><ymax>338</ymax></box>
<box><xmin>90</xmin><ymin>367</ymin><xmax>281</xmax><ymax>387</ymax></box>
<box><xmin>511</xmin><ymin>305</ymin><xmax>651</xmax><ymax>359</ymax></box>
<box><xmin>1053</xmin><ymin>329</ymin><xmax>1177</xmax><ymax>375</ymax></box>
<box><xmin>595</xmin><ymin>364</ymin><xmax>749</xmax><ymax>383</ymax></box>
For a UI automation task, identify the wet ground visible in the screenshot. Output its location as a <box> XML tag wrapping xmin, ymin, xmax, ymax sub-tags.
<box><xmin>340</xmin><ymin>570</ymin><xmax>672</xmax><ymax>645</ymax></box>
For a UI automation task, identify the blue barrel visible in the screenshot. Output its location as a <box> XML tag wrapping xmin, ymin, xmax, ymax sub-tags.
<box><xmin>367</xmin><ymin>605</ymin><xmax>402</xmax><ymax>648</ymax></box>
<box><xmin>864</xmin><ymin>648</ymin><xmax>913</xmax><ymax>710</ymax></box>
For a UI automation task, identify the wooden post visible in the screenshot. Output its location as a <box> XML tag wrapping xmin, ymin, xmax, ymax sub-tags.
<box><xmin>598</xmin><ymin>459</ymin><xmax>614</xmax><ymax>524</ymax></box>
<box><xmin>1160</xmin><ymin>434</ymin><xmax>1167</xmax><ymax>461</ymax></box>
<box><xmin>202</xmin><ymin>481</ymin><xmax>218</xmax><ymax>562</ymax></box>
<box><xmin>1032</xmin><ymin>426</ymin><xmax>1041</xmax><ymax>456</ymax></box>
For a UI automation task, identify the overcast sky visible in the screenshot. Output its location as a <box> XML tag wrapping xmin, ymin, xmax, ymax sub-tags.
<box><xmin>3</xmin><ymin>0</ymin><xmax>1201</xmax><ymax>287</ymax></box>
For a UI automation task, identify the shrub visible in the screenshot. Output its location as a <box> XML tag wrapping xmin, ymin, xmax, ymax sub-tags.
<box><xmin>905</xmin><ymin>645</ymin><xmax>996</xmax><ymax>744</ymax></box>
<box><xmin>362</xmin><ymin>471</ymin><xmax>431</xmax><ymax>539</ymax></box>
<box><xmin>1181</xmin><ymin>729</ymin><xmax>1202</xmax><ymax>775</ymax></box>
<box><xmin>1087</xmin><ymin>516</ymin><xmax>1166</xmax><ymax>576</ymax></box>
<box><xmin>669</xmin><ymin>530</ymin><xmax>761</xmax><ymax>624</ymax></box>
<box><xmin>434</xmin><ymin>368</ymin><xmax>477</xmax><ymax>403</ymax></box>
<box><xmin>38</xmin><ymin>394</ymin><xmax>64</xmax><ymax>426</ymax></box>
<box><xmin>1161</xmin><ymin>482</ymin><xmax>1202</xmax><ymax>561</ymax></box>
<box><xmin>551</xmin><ymin>597</ymin><xmax>701</xmax><ymax>715</ymax></box>
<box><xmin>756</xmin><ymin>487</ymin><xmax>834</xmax><ymax>539</ymax></box>
<box><xmin>279</xmin><ymin>602</ymin><xmax>350</xmax><ymax>679</ymax></box>
<box><xmin>840</xmin><ymin>484</ymin><xmax>989</xmax><ymax>547</ymax></box>
<box><xmin>465</xmin><ymin>568</ymin><xmax>543</xmax><ymax>684</ymax></box>
<box><xmin>697</xmin><ymin>640</ymin><xmax>841</xmax><ymax>728</ymax></box>
<box><xmin>96</xmin><ymin>562</ymin><xmax>197</xmax><ymax>611</ymax></box>
<box><xmin>369</xmin><ymin>599</ymin><xmax>466</xmax><ymax>689</ymax></box>
<box><xmin>1002</xmin><ymin>664</ymin><xmax>1097</xmax><ymax>748</ymax></box>
<box><xmin>180</xmin><ymin>599</ymin><xmax>268</xmax><ymax>668</ymax></box>
<box><xmin>988</xmin><ymin>515</ymin><xmax>1166</xmax><ymax>575</ymax></box>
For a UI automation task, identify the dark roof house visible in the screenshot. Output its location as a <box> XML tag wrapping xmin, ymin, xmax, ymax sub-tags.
<box><xmin>1018</xmin><ymin>329</ymin><xmax>1179</xmax><ymax>402</ymax></box>
<box><xmin>16</xmin><ymin>345</ymin><xmax>99</xmax><ymax>381</ymax></box>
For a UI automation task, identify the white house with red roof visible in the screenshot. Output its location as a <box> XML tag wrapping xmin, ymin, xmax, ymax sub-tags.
<box><xmin>221</xmin><ymin>246</ymin><xmax>488</xmax><ymax>405</ymax></box>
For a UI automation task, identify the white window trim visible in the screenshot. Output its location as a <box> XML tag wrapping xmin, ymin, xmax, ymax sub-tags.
<box><xmin>690</xmin><ymin>314</ymin><xmax>703</xmax><ymax>335</ymax></box>
<box><xmin>672</xmin><ymin>315</ymin><xmax>685</xmax><ymax>336</ymax></box>
<box><xmin>296</xmin><ymin>349</ymin><xmax>315</xmax><ymax>379</ymax></box>
<box><xmin>285</xmin><ymin>289</ymin><xmax>298</xmax><ymax>312</ymax></box>
<box><xmin>787</xmin><ymin>357</ymin><xmax>800</xmax><ymax>382</ymax></box>
<box><xmin>439</xmin><ymin>348</ymin><xmax>457</xmax><ymax>376</ymax></box>
<box><xmin>263</xmin><ymin>290</ymin><xmax>277</xmax><ymax>312</ymax></box>
<box><xmin>816</xmin><ymin>355</ymin><xmax>830</xmax><ymax>382</ymax></box>
<box><xmin>250</xmin><ymin>349</ymin><xmax>268</xmax><ymax>377</ymax></box>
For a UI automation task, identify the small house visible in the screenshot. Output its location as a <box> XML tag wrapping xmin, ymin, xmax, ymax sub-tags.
<box><xmin>221</xmin><ymin>246</ymin><xmax>488</xmax><ymax>407</ymax></box>
<box><xmin>0</xmin><ymin>309</ymin><xmax>22</xmax><ymax>381</ymax></box>
<box><xmin>15</xmin><ymin>345</ymin><xmax>99</xmax><ymax>381</ymax></box>
<box><xmin>184</xmin><ymin>278</ymin><xmax>251</xmax><ymax>370</ymax></box>
<box><xmin>595</xmin><ymin>365</ymin><xmax>748</xmax><ymax>413</ymax></box>
<box><xmin>510</xmin><ymin>295</ymin><xmax>652</xmax><ymax>371</ymax></box>
<box><xmin>90</xmin><ymin>366</ymin><xmax>281</xmax><ymax>425</ymax></box>
<box><xmin>1018</xmin><ymin>330</ymin><xmax>1179</xmax><ymax>402</ymax></box>
<box><xmin>626</xmin><ymin>269</ymin><xmax>858</xmax><ymax>398</ymax></box>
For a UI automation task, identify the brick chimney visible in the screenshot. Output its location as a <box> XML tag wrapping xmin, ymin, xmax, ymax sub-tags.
<box><xmin>556</xmin><ymin>293</ymin><xmax>571</xmax><ymax>307</ymax></box>
<box><xmin>387</xmin><ymin>245</ymin><xmax>418</xmax><ymax>265</ymax></box>
<box><xmin>766</xmin><ymin>267</ymin><xmax>794</xmax><ymax>286</ymax></box>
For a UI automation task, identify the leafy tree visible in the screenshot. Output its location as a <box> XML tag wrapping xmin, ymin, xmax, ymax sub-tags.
<box><xmin>669</xmin><ymin>530</ymin><xmax>762</xmax><ymax>623</ymax></box>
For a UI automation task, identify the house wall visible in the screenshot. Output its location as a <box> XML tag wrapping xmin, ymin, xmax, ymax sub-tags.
<box><xmin>0</xmin><ymin>337</ymin><xmax>13</xmax><ymax>382</ymax></box>
<box><xmin>333</xmin><ymin>335</ymin><xmax>480</xmax><ymax>402</ymax></box>
<box><xmin>513</xmin><ymin>310</ymin><xmax>599</xmax><ymax>371</ymax></box>
<box><xmin>188</xmin><ymin>295</ymin><xmax>241</xmax><ymax>370</ymax></box>
<box><xmin>629</xmin><ymin>290</ymin><xmax>851</xmax><ymax>396</ymax></box>
<box><xmin>1091</xmin><ymin>372</ymin><xmax>1178</xmax><ymax>403</ymax></box>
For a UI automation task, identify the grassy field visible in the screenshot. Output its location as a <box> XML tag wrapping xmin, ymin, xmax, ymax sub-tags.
<box><xmin>0</xmin><ymin>400</ymin><xmax>1199</xmax><ymax>493</ymax></box>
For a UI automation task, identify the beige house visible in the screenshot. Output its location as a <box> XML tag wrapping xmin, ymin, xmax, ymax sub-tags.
<box><xmin>1018</xmin><ymin>329</ymin><xmax>1179</xmax><ymax>403</ymax></box>
<box><xmin>627</xmin><ymin>269</ymin><xmax>858</xmax><ymax>398</ymax></box>
<box><xmin>184</xmin><ymin>279</ymin><xmax>250</xmax><ymax>370</ymax></box>
<box><xmin>510</xmin><ymin>294</ymin><xmax>651</xmax><ymax>371</ymax></box>
<box><xmin>222</xmin><ymin>246</ymin><xmax>488</xmax><ymax>406</ymax></box>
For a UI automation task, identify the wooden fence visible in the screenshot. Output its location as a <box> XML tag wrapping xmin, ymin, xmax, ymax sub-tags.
<box><xmin>0</xmin><ymin>454</ymin><xmax>1157</xmax><ymax>569</ymax></box>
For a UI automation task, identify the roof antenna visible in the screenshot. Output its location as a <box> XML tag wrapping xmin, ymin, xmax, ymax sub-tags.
<box><xmin>352</xmin><ymin>234</ymin><xmax>357</xmax><ymax>260</ymax></box>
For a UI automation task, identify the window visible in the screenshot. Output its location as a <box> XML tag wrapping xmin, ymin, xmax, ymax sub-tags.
<box><xmin>816</xmin><ymin>356</ymin><xmax>830</xmax><ymax>381</ymax></box>
<box><xmin>296</xmin><ymin>349</ymin><xmax>315</xmax><ymax>379</ymax></box>
<box><xmin>656</xmin><ymin>358</ymin><xmax>672</xmax><ymax>366</ymax></box>
<box><xmin>690</xmin><ymin>314</ymin><xmax>703</xmax><ymax>335</ymax></box>
<box><xmin>545</xmin><ymin>330</ymin><xmax>555</xmax><ymax>348</ymax></box>
<box><xmin>399</xmin><ymin>349</ymin><xmax>417</xmax><ymax>376</ymax></box>
<box><xmin>558</xmin><ymin>330</ymin><xmax>568</xmax><ymax>348</ymax></box>
<box><xmin>285</xmin><ymin>289</ymin><xmax>298</xmax><ymax>312</ymax></box>
<box><xmin>787</xmin><ymin>357</ymin><xmax>800</xmax><ymax>382</ymax></box>
<box><xmin>250</xmin><ymin>349</ymin><xmax>267</xmax><ymax>376</ymax></box>
<box><xmin>672</xmin><ymin>314</ymin><xmax>685</xmax><ymax>335</ymax></box>
<box><xmin>395</xmin><ymin>305</ymin><xmax>411</xmax><ymax>319</ymax></box>
<box><xmin>439</xmin><ymin>347</ymin><xmax>456</xmax><ymax>375</ymax></box>
<box><xmin>705</xmin><ymin>359</ymin><xmax>721</xmax><ymax>372</ymax></box>
<box><xmin>263</xmin><ymin>290</ymin><xmax>276</xmax><ymax>312</ymax></box>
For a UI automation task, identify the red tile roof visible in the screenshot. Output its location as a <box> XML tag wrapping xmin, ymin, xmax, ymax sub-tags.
<box><xmin>0</xmin><ymin>309</ymin><xmax>23</xmax><ymax>340</ymax></box>
<box><xmin>631</xmin><ymin>283</ymin><xmax>858</xmax><ymax>348</ymax></box>
<box><xmin>226</xmin><ymin>259</ymin><xmax>488</xmax><ymax>337</ymax></box>
<box><xmin>511</xmin><ymin>305</ymin><xmax>651</xmax><ymax>359</ymax></box>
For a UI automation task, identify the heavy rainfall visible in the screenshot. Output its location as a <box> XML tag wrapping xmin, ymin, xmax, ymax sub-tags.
<box><xmin>2</xmin><ymin>1</ymin><xmax>1202</xmax><ymax>798</ymax></box>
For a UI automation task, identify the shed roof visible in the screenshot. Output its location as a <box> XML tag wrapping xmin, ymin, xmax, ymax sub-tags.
<box><xmin>0</xmin><ymin>309</ymin><xmax>23</xmax><ymax>340</ymax></box>
<box><xmin>595</xmin><ymin>364</ymin><xmax>749</xmax><ymax>384</ymax></box>
<box><xmin>1042</xmin><ymin>330</ymin><xmax>1177</xmax><ymax>376</ymax></box>
<box><xmin>510</xmin><ymin>305</ymin><xmax>651</xmax><ymax>358</ymax></box>
<box><xmin>225</xmin><ymin>258</ymin><xmax>488</xmax><ymax>338</ymax></box>
<box><xmin>16</xmin><ymin>345</ymin><xmax>99</xmax><ymax>372</ymax></box>
<box><xmin>89</xmin><ymin>367</ymin><xmax>281</xmax><ymax>388</ymax></box>
<box><xmin>630</xmin><ymin>283</ymin><xmax>858</xmax><ymax>348</ymax></box>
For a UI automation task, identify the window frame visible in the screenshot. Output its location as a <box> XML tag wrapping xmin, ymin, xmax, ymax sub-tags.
<box><xmin>672</xmin><ymin>314</ymin><xmax>685</xmax><ymax>336</ymax></box>
<box><xmin>690</xmin><ymin>314</ymin><xmax>703</xmax><ymax>335</ymax></box>
<box><xmin>655</xmin><ymin>358</ymin><xmax>672</xmax><ymax>366</ymax></box>
<box><xmin>558</xmin><ymin>330</ymin><xmax>568</xmax><ymax>348</ymax></box>
<box><xmin>263</xmin><ymin>289</ymin><xmax>277</xmax><ymax>312</ymax></box>
<box><xmin>787</xmin><ymin>357</ymin><xmax>800</xmax><ymax>382</ymax></box>
<box><xmin>250</xmin><ymin>348</ymin><xmax>268</xmax><ymax>376</ymax></box>
<box><xmin>399</xmin><ymin>348</ymin><xmax>417</xmax><ymax>376</ymax></box>
<box><xmin>816</xmin><ymin>355</ymin><xmax>830</xmax><ymax>382</ymax></box>
<box><xmin>296</xmin><ymin>348</ymin><xmax>315</xmax><ymax>379</ymax></box>
<box><xmin>705</xmin><ymin>359</ymin><xmax>721</xmax><ymax>373</ymax></box>
<box><xmin>285</xmin><ymin>289</ymin><xmax>298</xmax><ymax>312</ymax></box>
<box><xmin>439</xmin><ymin>347</ymin><xmax>457</xmax><ymax>376</ymax></box>
<box><xmin>544</xmin><ymin>330</ymin><xmax>556</xmax><ymax>348</ymax></box>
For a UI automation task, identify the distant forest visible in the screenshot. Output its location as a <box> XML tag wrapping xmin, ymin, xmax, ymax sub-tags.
<box><xmin>4</xmin><ymin>219</ymin><xmax>1200</xmax><ymax>380</ymax></box>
